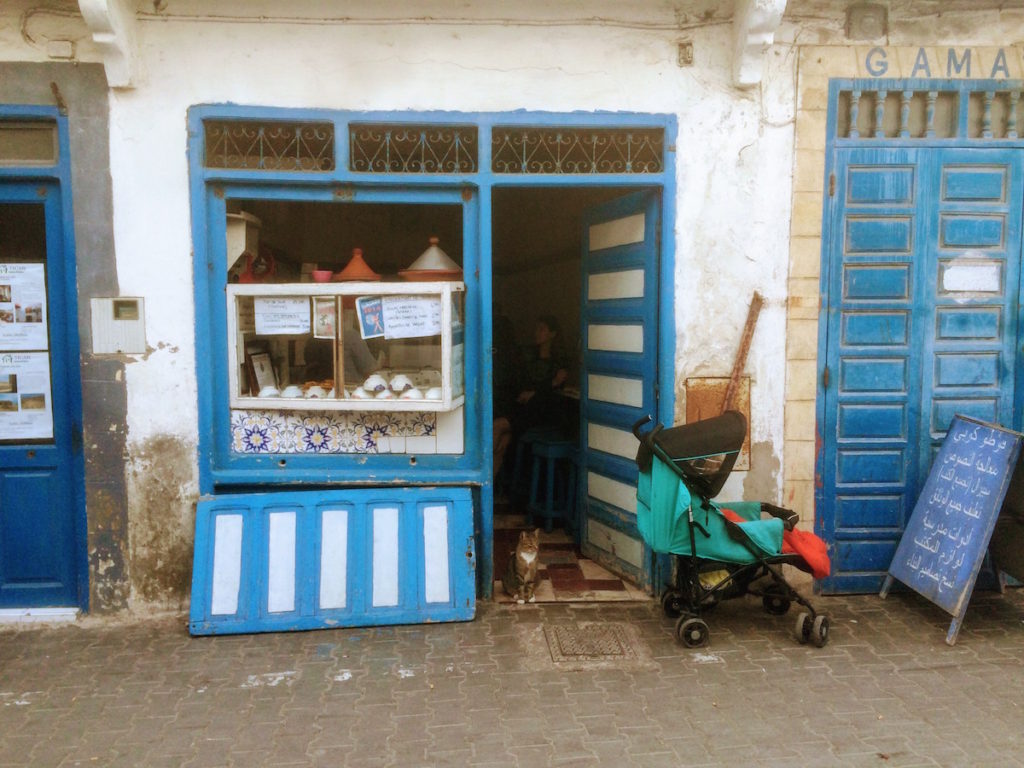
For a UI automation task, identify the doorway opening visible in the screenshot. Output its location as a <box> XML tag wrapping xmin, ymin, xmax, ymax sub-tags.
<box><xmin>490</xmin><ymin>186</ymin><xmax>659</xmax><ymax>602</ymax></box>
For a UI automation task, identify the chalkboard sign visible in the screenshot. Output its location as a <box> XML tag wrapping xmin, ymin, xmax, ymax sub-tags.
<box><xmin>881</xmin><ymin>415</ymin><xmax>1024</xmax><ymax>645</ymax></box>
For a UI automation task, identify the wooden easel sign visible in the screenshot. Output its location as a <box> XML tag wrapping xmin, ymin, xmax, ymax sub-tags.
<box><xmin>881</xmin><ymin>415</ymin><xmax>1024</xmax><ymax>645</ymax></box>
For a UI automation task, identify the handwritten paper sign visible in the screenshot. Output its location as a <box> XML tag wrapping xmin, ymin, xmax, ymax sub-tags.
<box><xmin>254</xmin><ymin>297</ymin><xmax>310</xmax><ymax>336</ymax></box>
<box><xmin>381</xmin><ymin>296</ymin><xmax>442</xmax><ymax>340</ymax></box>
<box><xmin>881</xmin><ymin>415</ymin><xmax>1024</xmax><ymax>645</ymax></box>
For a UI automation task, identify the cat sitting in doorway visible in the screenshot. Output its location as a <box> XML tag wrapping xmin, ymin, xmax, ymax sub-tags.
<box><xmin>502</xmin><ymin>528</ymin><xmax>541</xmax><ymax>604</ymax></box>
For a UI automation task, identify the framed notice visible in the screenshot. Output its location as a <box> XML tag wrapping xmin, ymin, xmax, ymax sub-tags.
<box><xmin>0</xmin><ymin>263</ymin><xmax>48</xmax><ymax>350</ymax></box>
<box><xmin>312</xmin><ymin>297</ymin><xmax>337</xmax><ymax>339</ymax></box>
<box><xmin>0</xmin><ymin>351</ymin><xmax>53</xmax><ymax>441</ymax></box>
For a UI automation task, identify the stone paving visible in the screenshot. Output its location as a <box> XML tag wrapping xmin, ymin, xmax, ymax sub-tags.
<box><xmin>2</xmin><ymin>583</ymin><xmax>1024</xmax><ymax>767</ymax></box>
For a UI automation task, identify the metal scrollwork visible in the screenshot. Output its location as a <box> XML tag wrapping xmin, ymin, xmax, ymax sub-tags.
<box><xmin>349</xmin><ymin>125</ymin><xmax>478</xmax><ymax>173</ymax></box>
<box><xmin>491</xmin><ymin>127</ymin><xmax>663</xmax><ymax>174</ymax></box>
<box><xmin>204</xmin><ymin>121</ymin><xmax>335</xmax><ymax>171</ymax></box>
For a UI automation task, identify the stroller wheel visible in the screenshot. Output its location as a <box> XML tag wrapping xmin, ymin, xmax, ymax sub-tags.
<box><xmin>661</xmin><ymin>590</ymin><xmax>685</xmax><ymax>619</ymax></box>
<box><xmin>795</xmin><ymin>612</ymin><xmax>812</xmax><ymax>645</ymax></box>
<box><xmin>675</xmin><ymin>617</ymin><xmax>710</xmax><ymax>648</ymax></box>
<box><xmin>762</xmin><ymin>590</ymin><xmax>791</xmax><ymax>616</ymax></box>
<box><xmin>811</xmin><ymin>615</ymin><xmax>830</xmax><ymax>647</ymax></box>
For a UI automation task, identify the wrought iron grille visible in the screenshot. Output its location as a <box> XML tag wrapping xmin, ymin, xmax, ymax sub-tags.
<box><xmin>349</xmin><ymin>124</ymin><xmax>477</xmax><ymax>173</ymax></box>
<box><xmin>836</xmin><ymin>83</ymin><xmax>1024</xmax><ymax>140</ymax></box>
<box><xmin>491</xmin><ymin>127</ymin><xmax>664</xmax><ymax>174</ymax></box>
<box><xmin>204</xmin><ymin>120</ymin><xmax>335</xmax><ymax>171</ymax></box>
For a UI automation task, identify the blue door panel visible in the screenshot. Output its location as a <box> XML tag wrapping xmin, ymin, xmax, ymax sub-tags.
<box><xmin>943</xmin><ymin>167</ymin><xmax>1006</xmax><ymax>200</ymax></box>
<box><xmin>189</xmin><ymin>487</ymin><xmax>475</xmax><ymax>635</ymax></box>
<box><xmin>0</xmin><ymin>183</ymin><xmax>82</xmax><ymax>609</ymax></box>
<box><xmin>835</xmin><ymin>495</ymin><xmax>904</xmax><ymax>529</ymax></box>
<box><xmin>845</xmin><ymin>217</ymin><xmax>914</xmax><ymax>252</ymax></box>
<box><xmin>820</xmin><ymin>146</ymin><xmax>1024</xmax><ymax>593</ymax></box>
<box><xmin>940</xmin><ymin>215</ymin><xmax>1004</xmax><ymax>248</ymax></box>
<box><xmin>580</xmin><ymin>190</ymin><xmax>660</xmax><ymax>589</ymax></box>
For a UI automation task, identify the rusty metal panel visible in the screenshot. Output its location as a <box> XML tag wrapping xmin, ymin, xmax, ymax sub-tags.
<box><xmin>684</xmin><ymin>377</ymin><xmax>751</xmax><ymax>470</ymax></box>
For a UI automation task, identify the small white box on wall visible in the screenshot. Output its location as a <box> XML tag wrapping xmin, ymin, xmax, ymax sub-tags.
<box><xmin>91</xmin><ymin>297</ymin><xmax>146</xmax><ymax>354</ymax></box>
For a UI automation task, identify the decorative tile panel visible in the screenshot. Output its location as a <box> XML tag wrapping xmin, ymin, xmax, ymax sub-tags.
<box><xmin>230</xmin><ymin>410</ymin><xmax>436</xmax><ymax>454</ymax></box>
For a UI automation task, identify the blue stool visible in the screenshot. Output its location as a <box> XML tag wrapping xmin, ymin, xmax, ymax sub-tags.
<box><xmin>527</xmin><ymin>437</ymin><xmax>578</xmax><ymax>533</ymax></box>
<box><xmin>511</xmin><ymin>426</ymin><xmax>563</xmax><ymax>502</ymax></box>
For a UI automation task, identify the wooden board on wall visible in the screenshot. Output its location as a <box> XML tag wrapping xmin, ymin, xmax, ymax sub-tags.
<box><xmin>684</xmin><ymin>377</ymin><xmax>751</xmax><ymax>470</ymax></box>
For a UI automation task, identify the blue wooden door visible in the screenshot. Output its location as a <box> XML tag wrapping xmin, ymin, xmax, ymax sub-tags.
<box><xmin>579</xmin><ymin>191</ymin><xmax>660</xmax><ymax>589</ymax></box>
<box><xmin>0</xmin><ymin>183</ymin><xmax>84</xmax><ymax>608</ymax></box>
<box><xmin>819</xmin><ymin>148</ymin><xmax>1024</xmax><ymax>593</ymax></box>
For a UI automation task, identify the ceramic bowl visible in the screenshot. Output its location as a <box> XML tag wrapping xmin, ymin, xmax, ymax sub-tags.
<box><xmin>311</xmin><ymin>269</ymin><xmax>334</xmax><ymax>283</ymax></box>
<box><xmin>399</xmin><ymin>387</ymin><xmax>423</xmax><ymax>400</ymax></box>
<box><xmin>425</xmin><ymin>386</ymin><xmax>443</xmax><ymax>399</ymax></box>
<box><xmin>304</xmin><ymin>385</ymin><xmax>327</xmax><ymax>399</ymax></box>
<box><xmin>281</xmin><ymin>385</ymin><xmax>303</xmax><ymax>398</ymax></box>
<box><xmin>389</xmin><ymin>373</ymin><xmax>414</xmax><ymax>393</ymax></box>
<box><xmin>350</xmin><ymin>387</ymin><xmax>371</xmax><ymax>399</ymax></box>
<box><xmin>363</xmin><ymin>373</ymin><xmax>388</xmax><ymax>393</ymax></box>
<box><xmin>258</xmin><ymin>385</ymin><xmax>280</xmax><ymax>398</ymax></box>
<box><xmin>375</xmin><ymin>389</ymin><xmax>395</xmax><ymax>399</ymax></box>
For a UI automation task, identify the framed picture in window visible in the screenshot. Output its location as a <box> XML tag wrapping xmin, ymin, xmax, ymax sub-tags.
<box><xmin>312</xmin><ymin>296</ymin><xmax>336</xmax><ymax>339</ymax></box>
<box><xmin>245</xmin><ymin>348</ymin><xmax>277</xmax><ymax>394</ymax></box>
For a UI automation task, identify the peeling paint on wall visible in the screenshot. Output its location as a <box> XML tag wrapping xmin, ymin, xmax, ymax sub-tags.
<box><xmin>126</xmin><ymin>435</ymin><xmax>198</xmax><ymax>607</ymax></box>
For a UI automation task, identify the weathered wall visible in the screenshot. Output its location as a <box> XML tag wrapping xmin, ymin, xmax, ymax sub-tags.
<box><xmin>6</xmin><ymin>0</ymin><xmax>1024</xmax><ymax>610</ymax></box>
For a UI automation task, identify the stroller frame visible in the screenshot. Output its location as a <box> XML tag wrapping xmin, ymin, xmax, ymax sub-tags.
<box><xmin>633</xmin><ymin>415</ymin><xmax>830</xmax><ymax>648</ymax></box>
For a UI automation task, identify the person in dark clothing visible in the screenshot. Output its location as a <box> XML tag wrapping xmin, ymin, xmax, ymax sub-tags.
<box><xmin>512</xmin><ymin>314</ymin><xmax>570</xmax><ymax>435</ymax></box>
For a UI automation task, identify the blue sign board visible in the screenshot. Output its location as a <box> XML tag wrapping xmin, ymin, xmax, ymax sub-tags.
<box><xmin>881</xmin><ymin>415</ymin><xmax>1024</xmax><ymax>645</ymax></box>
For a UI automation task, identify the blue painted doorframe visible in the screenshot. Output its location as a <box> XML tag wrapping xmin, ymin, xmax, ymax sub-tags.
<box><xmin>818</xmin><ymin>83</ymin><xmax>1024</xmax><ymax>593</ymax></box>
<box><xmin>0</xmin><ymin>107</ymin><xmax>87</xmax><ymax>609</ymax></box>
<box><xmin>189</xmin><ymin>108</ymin><xmax>678</xmax><ymax>597</ymax></box>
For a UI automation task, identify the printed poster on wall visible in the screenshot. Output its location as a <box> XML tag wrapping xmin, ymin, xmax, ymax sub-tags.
<box><xmin>0</xmin><ymin>352</ymin><xmax>54</xmax><ymax>441</ymax></box>
<box><xmin>0</xmin><ymin>263</ymin><xmax>48</xmax><ymax>350</ymax></box>
<box><xmin>254</xmin><ymin>297</ymin><xmax>310</xmax><ymax>335</ymax></box>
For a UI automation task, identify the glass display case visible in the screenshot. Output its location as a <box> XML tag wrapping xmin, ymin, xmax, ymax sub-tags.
<box><xmin>226</xmin><ymin>281</ymin><xmax>465</xmax><ymax>412</ymax></box>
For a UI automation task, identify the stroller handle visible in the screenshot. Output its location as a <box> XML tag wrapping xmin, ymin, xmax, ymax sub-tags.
<box><xmin>632</xmin><ymin>415</ymin><xmax>653</xmax><ymax>438</ymax></box>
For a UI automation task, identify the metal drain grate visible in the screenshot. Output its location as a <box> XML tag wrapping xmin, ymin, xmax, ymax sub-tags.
<box><xmin>544</xmin><ymin>623</ymin><xmax>639</xmax><ymax>663</ymax></box>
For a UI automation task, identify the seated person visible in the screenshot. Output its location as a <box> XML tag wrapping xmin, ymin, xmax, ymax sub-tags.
<box><xmin>510</xmin><ymin>314</ymin><xmax>570</xmax><ymax>438</ymax></box>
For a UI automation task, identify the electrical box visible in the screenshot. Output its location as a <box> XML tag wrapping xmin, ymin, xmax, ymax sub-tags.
<box><xmin>91</xmin><ymin>297</ymin><xmax>146</xmax><ymax>354</ymax></box>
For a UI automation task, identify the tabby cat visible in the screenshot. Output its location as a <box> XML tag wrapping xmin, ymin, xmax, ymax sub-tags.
<box><xmin>502</xmin><ymin>528</ymin><xmax>541</xmax><ymax>603</ymax></box>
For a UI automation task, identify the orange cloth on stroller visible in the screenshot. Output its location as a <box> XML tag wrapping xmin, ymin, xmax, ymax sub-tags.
<box><xmin>721</xmin><ymin>508</ymin><xmax>831</xmax><ymax>579</ymax></box>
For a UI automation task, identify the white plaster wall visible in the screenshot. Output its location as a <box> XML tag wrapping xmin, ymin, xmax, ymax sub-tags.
<box><xmin>110</xmin><ymin>5</ymin><xmax>795</xmax><ymax>455</ymax></box>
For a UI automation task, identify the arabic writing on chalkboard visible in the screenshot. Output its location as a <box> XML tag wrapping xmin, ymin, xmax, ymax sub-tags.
<box><xmin>887</xmin><ymin>416</ymin><xmax>1021</xmax><ymax>618</ymax></box>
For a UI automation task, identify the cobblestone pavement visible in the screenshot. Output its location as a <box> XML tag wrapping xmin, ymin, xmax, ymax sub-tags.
<box><xmin>2</xmin><ymin>584</ymin><xmax>1024</xmax><ymax>768</ymax></box>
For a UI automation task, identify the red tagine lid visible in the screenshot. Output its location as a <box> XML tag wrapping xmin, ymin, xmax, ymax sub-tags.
<box><xmin>333</xmin><ymin>247</ymin><xmax>380</xmax><ymax>281</ymax></box>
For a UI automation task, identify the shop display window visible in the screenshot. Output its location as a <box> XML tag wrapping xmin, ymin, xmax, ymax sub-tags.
<box><xmin>226</xmin><ymin>280</ymin><xmax>465</xmax><ymax>412</ymax></box>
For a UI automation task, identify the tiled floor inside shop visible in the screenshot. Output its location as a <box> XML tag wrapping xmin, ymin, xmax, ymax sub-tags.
<box><xmin>492</xmin><ymin>512</ymin><xmax>648</xmax><ymax>603</ymax></box>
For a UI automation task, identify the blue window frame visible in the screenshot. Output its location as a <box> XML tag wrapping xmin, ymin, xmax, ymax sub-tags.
<box><xmin>189</xmin><ymin>107</ymin><xmax>678</xmax><ymax>495</ymax></box>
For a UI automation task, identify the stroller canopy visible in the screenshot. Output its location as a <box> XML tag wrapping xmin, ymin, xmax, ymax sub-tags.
<box><xmin>637</xmin><ymin>410</ymin><xmax>746</xmax><ymax>499</ymax></box>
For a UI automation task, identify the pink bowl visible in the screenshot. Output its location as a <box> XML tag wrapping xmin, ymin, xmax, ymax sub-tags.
<box><xmin>311</xmin><ymin>269</ymin><xmax>334</xmax><ymax>283</ymax></box>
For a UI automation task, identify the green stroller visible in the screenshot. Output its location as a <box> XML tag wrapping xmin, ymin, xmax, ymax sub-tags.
<box><xmin>633</xmin><ymin>411</ymin><xmax>831</xmax><ymax>648</ymax></box>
